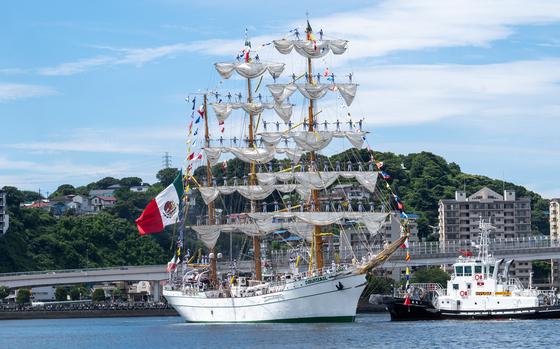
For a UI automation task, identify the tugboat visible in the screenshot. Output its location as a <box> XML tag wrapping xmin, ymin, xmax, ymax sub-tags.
<box><xmin>387</xmin><ymin>220</ymin><xmax>560</xmax><ymax>320</ymax></box>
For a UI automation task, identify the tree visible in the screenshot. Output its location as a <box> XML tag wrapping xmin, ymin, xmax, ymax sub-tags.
<box><xmin>16</xmin><ymin>289</ymin><xmax>31</xmax><ymax>304</ymax></box>
<box><xmin>411</xmin><ymin>268</ymin><xmax>450</xmax><ymax>285</ymax></box>
<box><xmin>69</xmin><ymin>285</ymin><xmax>88</xmax><ymax>300</ymax></box>
<box><xmin>156</xmin><ymin>168</ymin><xmax>179</xmax><ymax>187</ymax></box>
<box><xmin>55</xmin><ymin>287</ymin><xmax>68</xmax><ymax>301</ymax></box>
<box><xmin>0</xmin><ymin>286</ymin><xmax>9</xmax><ymax>300</ymax></box>
<box><xmin>120</xmin><ymin>177</ymin><xmax>143</xmax><ymax>188</ymax></box>
<box><xmin>1</xmin><ymin>186</ymin><xmax>24</xmax><ymax>209</ymax></box>
<box><xmin>50</xmin><ymin>184</ymin><xmax>76</xmax><ymax>198</ymax></box>
<box><xmin>92</xmin><ymin>288</ymin><xmax>106</xmax><ymax>302</ymax></box>
<box><xmin>21</xmin><ymin>190</ymin><xmax>44</xmax><ymax>203</ymax></box>
<box><xmin>96</xmin><ymin>177</ymin><xmax>120</xmax><ymax>189</ymax></box>
<box><xmin>112</xmin><ymin>288</ymin><xmax>125</xmax><ymax>301</ymax></box>
<box><xmin>364</xmin><ymin>275</ymin><xmax>394</xmax><ymax>295</ymax></box>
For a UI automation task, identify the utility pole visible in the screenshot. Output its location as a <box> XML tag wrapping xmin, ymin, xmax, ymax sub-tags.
<box><xmin>162</xmin><ymin>152</ymin><xmax>172</xmax><ymax>169</ymax></box>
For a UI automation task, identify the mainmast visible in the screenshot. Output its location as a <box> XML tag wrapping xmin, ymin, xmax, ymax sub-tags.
<box><xmin>203</xmin><ymin>93</ymin><xmax>218</xmax><ymax>286</ymax></box>
<box><xmin>306</xmin><ymin>21</ymin><xmax>324</xmax><ymax>273</ymax></box>
<box><xmin>245</xmin><ymin>37</ymin><xmax>262</xmax><ymax>281</ymax></box>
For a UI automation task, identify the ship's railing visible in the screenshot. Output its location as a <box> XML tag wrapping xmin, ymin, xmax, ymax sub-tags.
<box><xmin>393</xmin><ymin>283</ymin><xmax>445</xmax><ymax>298</ymax></box>
<box><xmin>505</xmin><ymin>277</ymin><xmax>526</xmax><ymax>291</ymax></box>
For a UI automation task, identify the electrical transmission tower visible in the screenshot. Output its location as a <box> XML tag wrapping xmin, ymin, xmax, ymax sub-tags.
<box><xmin>162</xmin><ymin>152</ymin><xmax>172</xmax><ymax>169</ymax></box>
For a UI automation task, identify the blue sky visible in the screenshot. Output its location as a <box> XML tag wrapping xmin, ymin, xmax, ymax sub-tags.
<box><xmin>1</xmin><ymin>0</ymin><xmax>560</xmax><ymax>198</ymax></box>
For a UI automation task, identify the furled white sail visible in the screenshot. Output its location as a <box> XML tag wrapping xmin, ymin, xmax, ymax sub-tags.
<box><xmin>256</xmin><ymin>171</ymin><xmax>379</xmax><ymax>193</ymax></box>
<box><xmin>214</xmin><ymin>62</ymin><xmax>285</xmax><ymax>80</ymax></box>
<box><xmin>259</xmin><ymin>131</ymin><xmax>367</xmax><ymax>151</ymax></box>
<box><xmin>192</xmin><ymin>221</ymin><xmax>316</xmax><ymax>247</ymax></box>
<box><xmin>267</xmin><ymin>83</ymin><xmax>297</xmax><ymax>103</ymax></box>
<box><xmin>197</xmin><ymin>184</ymin><xmax>307</xmax><ymax>205</ymax></box>
<box><xmin>191</xmin><ymin>225</ymin><xmax>222</xmax><ymax>249</ymax></box>
<box><xmin>210</xmin><ymin>102</ymin><xmax>293</xmax><ymax>122</ymax></box>
<box><xmin>267</xmin><ymin>83</ymin><xmax>358</xmax><ymax>106</ymax></box>
<box><xmin>296</xmin><ymin>83</ymin><xmax>330</xmax><ymax>100</ymax></box>
<box><xmin>273</xmin><ymin>39</ymin><xmax>348</xmax><ymax>59</ymax></box>
<box><xmin>248</xmin><ymin>212</ymin><xmax>388</xmax><ymax>231</ymax></box>
<box><xmin>336</xmin><ymin>83</ymin><xmax>358</xmax><ymax>107</ymax></box>
<box><xmin>203</xmin><ymin>147</ymin><xmax>304</xmax><ymax>166</ymax></box>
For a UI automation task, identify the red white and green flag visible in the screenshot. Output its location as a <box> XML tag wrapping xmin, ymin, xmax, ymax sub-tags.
<box><xmin>136</xmin><ymin>171</ymin><xmax>183</xmax><ymax>235</ymax></box>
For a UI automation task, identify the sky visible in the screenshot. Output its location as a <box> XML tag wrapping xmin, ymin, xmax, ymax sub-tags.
<box><xmin>1</xmin><ymin>0</ymin><xmax>559</xmax><ymax>198</ymax></box>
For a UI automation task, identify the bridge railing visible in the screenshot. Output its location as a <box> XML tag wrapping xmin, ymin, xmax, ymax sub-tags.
<box><xmin>0</xmin><ymin>265</ymin><xmax>166</xmax><ymax>278</ymax></box>
<box><xmin>268</xmin><ymin>235</ymin><xmax>556</xmax><ymax>265</ymax></box>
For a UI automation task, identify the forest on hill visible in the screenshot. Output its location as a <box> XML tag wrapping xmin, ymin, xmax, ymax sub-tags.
<box><xmin>0</xmin><ymin>151</ymin><xmax>549</xmax><ymax>273</ymax></box>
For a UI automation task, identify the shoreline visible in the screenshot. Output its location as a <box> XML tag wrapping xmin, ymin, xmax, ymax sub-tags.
<box><xmin>0</xmin><ymin>308</ymin><xmax>179</xmax><ymax>320</ymax></box>
<box><xmin>0</xmin><ymin>303</ymin><xmax>386</xmax><ymax>321</ymax></box>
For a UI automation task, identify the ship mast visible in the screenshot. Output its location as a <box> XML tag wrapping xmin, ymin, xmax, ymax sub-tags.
<box><xmin>203</xmin><ymin>92</ymin><xmax>218</xmax><ymax>286</ymax></box>
<box><xmin>245</xmin><ymin>37</ymin><xmax>262</xmax><ymax>281</ymax></box>
<box><xmin>306</xmin><ymin>22</ymin><xmax>324</xmax><ymax>273</ymax></box>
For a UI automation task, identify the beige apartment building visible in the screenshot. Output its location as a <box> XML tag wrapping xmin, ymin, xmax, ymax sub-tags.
<box><xmin>438</xmin><ymin>187</ymin><xmax>532</xmax><ymax>285</ymax></box>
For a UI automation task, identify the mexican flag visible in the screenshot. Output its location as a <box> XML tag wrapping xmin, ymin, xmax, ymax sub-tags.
<box><xmin>136</xmin><ymin>171</ymin><xmax>183</xmax><ymax>235</ymax></box>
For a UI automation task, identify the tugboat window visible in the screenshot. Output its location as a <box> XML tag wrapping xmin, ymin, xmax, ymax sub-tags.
<box><xmin>475</xmin><ymin>265</ymin><xmax>482</xmax><ymax>273</ymax></box>
<box><xmin>453</xmin><ymin>284</ymin><xmax>459</xmax><ymax>290</ymax></box>
<box><xmin>455</xmin><ymin>266</ymin><xmax>464</xmax><ymax>276</ymax></box>
<box><xmin>464</xmin><ymin>266</ymin><xmax>473</xmax><ymax>276</ymax></box>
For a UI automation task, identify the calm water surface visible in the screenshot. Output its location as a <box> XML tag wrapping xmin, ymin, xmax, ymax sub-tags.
<box><xmin>1</xmin><ymin>313</ymin><xmax>557</xmax><ymax>349</ymax></box>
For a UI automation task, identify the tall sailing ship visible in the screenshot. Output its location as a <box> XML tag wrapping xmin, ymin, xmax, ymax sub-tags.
<box><xmin>162</xmin><ymin>21</ymin><xmax>409</xmax><ymax>323</ymax></box>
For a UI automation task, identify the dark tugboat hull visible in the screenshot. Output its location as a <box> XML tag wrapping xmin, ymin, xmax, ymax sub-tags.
<box><xmin>387</xmin><ymin>298</ymin><xmax>560</xmax><ymax>321</ymax></box>
<box><xmin>385</xmin><ymin>298</ymin><xmax>442</xmax><ymax>321</ymax></box>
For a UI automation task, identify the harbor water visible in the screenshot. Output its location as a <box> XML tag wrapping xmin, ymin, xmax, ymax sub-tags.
<box><xmin>1</xmin><ymin>313</ymin><xmax>557</xmax><ymax>348</ymax></box>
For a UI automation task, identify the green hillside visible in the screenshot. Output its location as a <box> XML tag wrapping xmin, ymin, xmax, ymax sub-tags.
<box><xmin>0</xmin><ymin>151</ymin><xmax>549</xmax><ymax>273</ymax></box>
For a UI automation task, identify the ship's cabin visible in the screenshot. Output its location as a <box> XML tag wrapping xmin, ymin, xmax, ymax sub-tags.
<box><xmin>453</xmin><ymin>261</ymin><xmax>494</xmax><ymax>279</ymax></box>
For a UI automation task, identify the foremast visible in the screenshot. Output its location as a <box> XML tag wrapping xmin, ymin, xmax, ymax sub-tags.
<box><xmin>203</xmin><ymin>93</ymin><xmax>218</xmax><ymax>286</ymax></box>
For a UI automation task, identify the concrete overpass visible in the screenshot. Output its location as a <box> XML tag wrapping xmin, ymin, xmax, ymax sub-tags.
<box><xmin>1</xmin><ymin>236</ymin><xmax>559</xmax><ymax>289</ymax></box>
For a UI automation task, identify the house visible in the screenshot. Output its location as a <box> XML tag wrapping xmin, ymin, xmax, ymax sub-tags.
<box><xmin>130</xmin><ymin>184</ymin><xmax>150</xmax><ymax>193</ymax></box>
<box><xmin>91</xmin><ymin>196</ymin><xmax>117</xmax><ymax>211</ymax></box>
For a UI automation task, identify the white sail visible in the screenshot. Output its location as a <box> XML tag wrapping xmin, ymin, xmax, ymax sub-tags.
<box><xmin>192</xmin><ymin>222</ymin><xmax>315</xmax><ymax>245</ymax></box>
<box><xmin>210</xmin><ymin>102</ymin><xmax>293</xmax><ymax>122</ymax></box>
<box><xmin>203</xmin><ymin>147</ymin><xmax>303</xmax><ymax>166</ymax></box>
<box><xmin>198</xmin><ymin>184</ymin><xmax>310</xmax><ymax>205</ymax></box>
<box><xmin>267</xmin><ymin>83</ymin><xmax>358</xmax><ymax>106</ymax></box>
<box><xmin>267</xmin><ymin>83</ymin><xmax>297</xmax><ymax>103</ymax></box>
<box><xmin>259</xmin><ymin>131</ymin><xmax>367</xmax><ymax>151</ymax></box>
<box><xmin>248</xmin><ymin>211</ymin><xmax>389</xmax><ymax>231</ymax></box>
<box><xmin>273</xmin><ymin>39</ymin><xmax>348</xmax><ymax>59</ymax></box>
<box><xmin>214</xmin><ymin>62</ymin><xmax>285</xmax><ymax>80</ymax></box>
<box><xmin>256</xmin><ymin>171</ymin><xmax>379</xmax><ymax>192</ymax></box>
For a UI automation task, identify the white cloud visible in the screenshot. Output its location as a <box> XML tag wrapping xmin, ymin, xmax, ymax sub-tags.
<box><xmin>0</xmin><ymin>156</ymin><xmax>147</xmax><ymax>191</ymax></box>
<box><xmin>38</xmin><ymin>56</ymin><xmax>114</xmax><ymax>76</ymax></box>
<box><xmin>348</xmin><ymin>59</ymin><xmax>560</xmax><ymax>126</ymax></box>
<box><xmin>8</xmin><ymin>126</ymin><xmax>186</xmax><ymax>155</ymax></box>
<box><xmin>0</xmin><ymin>83</ymin><xmax>58</xmax><ymax>102</ymax></box>
<box><xmin>34</xmin><ymin>0</ymin><xmax>560</xmax><ymax>76</ymax></box>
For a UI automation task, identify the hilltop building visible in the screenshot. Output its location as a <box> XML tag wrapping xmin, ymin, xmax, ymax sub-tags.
<box><xmin>549</xmin><ymin>199</ymin><xmax>560</xmax><ymax>287</ymax></box>
<box><xmin>438</xmin><ymin>187</ymin><xmax>532</xmax><ymax>285</ymax></box>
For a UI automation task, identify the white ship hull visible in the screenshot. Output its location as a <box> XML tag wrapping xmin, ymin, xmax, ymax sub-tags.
<box><xmin>164</xmin><ymin>272</ymin><xmax>366</xmax><ymax>323</ymax></box>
